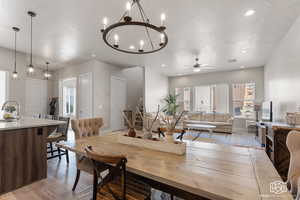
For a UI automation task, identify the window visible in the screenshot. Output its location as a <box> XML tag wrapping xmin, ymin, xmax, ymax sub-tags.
<box><xmin>175</xmin><ymin>87</ymin><xmax>191</xmax><ymax>111</ymax></box>
<box><xmin>0</xmin><ymin>71</ymin><xmax>7</xmax><ymax>107</ymax></box>
<box><xmin>175</xmin><ymin>84</ymin><xmax>229</xmax><ymax>113</ymax></box>
<box><xmin>62</xmin><ymin>78</ymin><xmax>76</xmax><ymax>117</ymax></box>
<box><xmin>194</xmin><ymin>85</ymin><xmax>213</xmax><ymax>112</ymax></box>
<box><xmin>232</xmin><ymin>83</ymin><xmax>255</xmax><ymax>117</ymax></box>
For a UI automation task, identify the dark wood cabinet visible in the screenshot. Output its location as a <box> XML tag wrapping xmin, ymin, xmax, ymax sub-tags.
<box><xmin>0</xmin><ymin>126</ymin><xmax>52</xmax><ymax>194</ymax></box>
<box><xmin>264</xmin><ymin>122</ymin><xmax>300</xmax><ymax>181</ymax></box>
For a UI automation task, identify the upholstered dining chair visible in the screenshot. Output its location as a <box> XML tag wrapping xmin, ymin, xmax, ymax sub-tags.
<box><xmin>71</xmin><ymin>117</ymin><xmax>104</xmax><ymax>191</ymax></box>
<box><xmin>85</xmin><ymin>146</ymin><xmax>151</xmax><ymax>200</ymax></box>
<box><xmin>286</xmin><ymin>130</ymin><xmax>300</xmax><ymax>200</ymax></box>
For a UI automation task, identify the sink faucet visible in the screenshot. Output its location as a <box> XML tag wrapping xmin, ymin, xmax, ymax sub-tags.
<box><xmin>1</xmin><ymin>101</ymin><xmax>20</xmax><ymax>120</ymax></box>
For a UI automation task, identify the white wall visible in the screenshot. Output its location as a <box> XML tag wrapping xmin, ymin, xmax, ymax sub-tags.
<box><xmin>122</xmin><ymin>66</ymin><xmax>144</xmax><ymax>110</ymax></box>
<box><xmin>0</xmin><ymin>47</ymin><xmax>53</xmax><ymax>115</ymax></box>
<box><xmin>265</xmin><ymin>15</ymin><xmax>300</xmax><ymax>121</ymax></box>
<box><xmin>53</xmin><ymin>60</ymin><xmax>124</xmax><ymax>130</ymax></box>
<box><xmin>169</xmin><ymin>67</ymin><xmax>264</xmax><ymax>115</ymax></box>
<box><xmin>144</xmin><ymin>66</ymin><xmax>169</xmax><ymax>112</ymax></box>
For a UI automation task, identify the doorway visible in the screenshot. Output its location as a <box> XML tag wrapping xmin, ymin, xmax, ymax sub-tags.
<box><xmin>110</xmin><ymin>76</ymin><xmax>127</xmax><ymax>131</ymax></box>
<box><xmin>60</xmin><ymin>77</ymin><xmax>77</xmax><ymax>117</ymax></box>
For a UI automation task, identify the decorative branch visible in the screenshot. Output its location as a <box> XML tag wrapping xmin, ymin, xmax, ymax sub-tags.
<box><xmin>149</xmin><ymin>105</ymin><xmax>160</xmax><ymax>130</ymax></box>
<box><xmin>174</xmin><ymin>111</ymin><xmax>186</xmax><ymax>128</ymax></box>
<box><xmin>122</xmin><ymin>111</ymin><xmax>133</xmax><ymax>128</ymax></box>
<box><xmin>136</xmin><ymin>104</ymin><xmax>160</xmax><ymax>132</ymax></box>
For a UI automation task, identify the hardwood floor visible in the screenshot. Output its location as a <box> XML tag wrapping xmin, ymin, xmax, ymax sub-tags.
<box><xmin>0</xmin><ymin>129</ymin><xmax>260</xmax><ymax>200</ymax></box>
<box><xmin>0</xmin><ymin>151</ymin><xmax>94</xmax><ymax>200</ymax></box>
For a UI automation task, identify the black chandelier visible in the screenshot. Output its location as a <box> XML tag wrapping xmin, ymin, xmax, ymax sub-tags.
<box><xmin>100</xmin><ymin>0</ymin><xmax>168</xmax><ymax>54</ymax></box>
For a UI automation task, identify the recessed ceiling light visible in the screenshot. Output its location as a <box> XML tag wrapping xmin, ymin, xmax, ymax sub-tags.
<box><xmin>129</xmin><ymin>45</ymin><xmax>135</xmax><ymax>50</ymax></box>
<box><xmin>91</xmin><ymin>53</ymin><xmax>96</xmax><ymax>58</ymax></box>
<box><xmin>240</xmin><ymin>66</ymin><xmax>245</xmax><ymax>69</ymax></box>
<box><xmin>161</xmin><ymin>64</ymin><xmax>166</xmax><ymax>68</ymax></box>
<box><xmin>244</xmin><ymin>9</ymin><xmax>255</xmax><ymax>17</ymax></box>
<box><xmin>242</xmin><ymin>50</ymin><xmax>247</xmax><ymax>54</ymax></box>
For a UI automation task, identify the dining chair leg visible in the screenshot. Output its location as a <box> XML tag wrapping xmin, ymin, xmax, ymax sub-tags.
<box><xmin>58</xmin><ymin>147</ymin><xmax>61</xmax><ymax>160</ymax></box>
<box><xmin>50</xmin><ymin>142</ymin><xmax>54</xmax><ymax>156</ymax></box>
<box><xmin>66</xmin><ymin>150</ymin><xmax>69</xmax><ymax>163</ymax></box>
<box><xmin>72</xmin><ymin>169</ymin><xmax>81</xmax><ymax>191</ymax></box>
<box><xmin>92</xmin><ymin>170</ymin><xmax>98</xmax><ymax>200</ymax></box>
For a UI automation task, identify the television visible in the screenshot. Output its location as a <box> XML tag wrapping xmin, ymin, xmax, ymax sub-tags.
<box><xmin>261</xmin><ymin>101</ymin><xmax>273</xmax><ymax>122</ymax></box>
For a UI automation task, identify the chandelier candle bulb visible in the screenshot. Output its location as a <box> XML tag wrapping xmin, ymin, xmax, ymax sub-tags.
<box><xmin>113</xmin><ymin>34</ymin><xmax>119</xmax><ymax>48</ymax></box>
<box><xmin>101</xmin><ymin>17</ymin><xmax>108</xmax><ymax>32</ymax></box>
<box><xmin>124</xmin><ymin>1</ymin><xmax>132</xmax><ymax>22</ymax></box>
<box><xmin>160</xmin><ymin>33</ymin><xmax>165</xmax><ymax>46</ymax></box>
<box><xmin>139</xmin><ymin>40</ymin><xmax>144</xmax><ymax>52</ymax></box>
<box><xmin>126</xmin><ymin>2</ymin><xmax>131</xmax><ymax>14</ymax></box>
<box><xmin>160</xmin><ymin>13</ymin><xmax>166</xmax><ymax>29</ymax></box>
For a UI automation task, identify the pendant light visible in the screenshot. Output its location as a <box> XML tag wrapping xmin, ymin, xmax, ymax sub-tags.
<box><xmin>44</xmin><ymin>62</ymin><xmax>51</xmax><ymax>80</ymax></box>
<box><xmin>27</xmin><ymin>11</ymin><xmax>36</xmax><ymax>73</ymax></box>
<box><xmin>12</xmin><ymin>27</ymin><xmax>20</xmax><ymax>79</ymax></box>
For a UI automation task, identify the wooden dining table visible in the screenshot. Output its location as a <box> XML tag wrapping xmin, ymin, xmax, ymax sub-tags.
<box><xmin>57</xmin><ymin>131</ymin><xmax>292</xmax><ymax>200</ymax></box>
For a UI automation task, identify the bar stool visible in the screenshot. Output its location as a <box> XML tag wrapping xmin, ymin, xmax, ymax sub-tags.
<box><xmin>47</xmin><ymin>116</ymin><xmax>70</xmax><ymax>163</ymax></box>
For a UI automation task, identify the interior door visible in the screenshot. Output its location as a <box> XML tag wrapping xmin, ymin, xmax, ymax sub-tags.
<box><xmin>25</xmin><ymin>79</ymin><xmax>48</xmax><ymax>116</ymax></box>
<box><xmin>78</xmin><ymin>73</ymin><xmax>93</xmax><ymax>119</ymax></box>
<box><xmin>110</xmin><ymin>76</ymin><xmax>127</xmax><ymax>131</ymax></box>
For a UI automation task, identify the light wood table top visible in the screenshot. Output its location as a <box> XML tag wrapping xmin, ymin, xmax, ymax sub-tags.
<box><xmin>185</xmin><ymin>124</ymin><xmax>216</xmax><ymax>129</ymax></box>
<box><xmin>57</xmin><ymin>131</ymin><xmax>292</xmax><ymax>200</ymax></box>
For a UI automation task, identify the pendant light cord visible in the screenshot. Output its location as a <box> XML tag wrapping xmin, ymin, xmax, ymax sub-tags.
<box><xmin>30</xmin><ymin>15</ymin><xmax>33</xmax><ymax>66</ymax></box>
<box><xmin>14</xmin><ymin>30</ymin><xmax>17</xmax><ymax>72</ymax></box>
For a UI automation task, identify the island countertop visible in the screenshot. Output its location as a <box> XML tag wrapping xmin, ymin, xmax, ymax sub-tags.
<box><xmin>0</xmin><ymin>117</ymin><xmax>66</xmax><ymax>131</ymax></box>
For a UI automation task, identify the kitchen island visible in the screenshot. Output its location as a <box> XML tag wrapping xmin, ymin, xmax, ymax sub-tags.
<box><xmin>0</xmin><ymin>117</ymin><xmax>65</xmax><ymax>194</ymax></box>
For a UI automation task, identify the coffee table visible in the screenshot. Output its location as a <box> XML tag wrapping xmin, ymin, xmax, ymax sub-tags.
<box><xmin>184</xmin><ymin>124</ymin><xmax>216</xmax><ymax>141</ymax></box>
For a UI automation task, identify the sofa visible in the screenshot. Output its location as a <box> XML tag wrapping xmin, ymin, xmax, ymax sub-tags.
<box><xmin>185</xmin><ymin>112</ymin><xmax>233</xmax><ymax>134</ymax></box>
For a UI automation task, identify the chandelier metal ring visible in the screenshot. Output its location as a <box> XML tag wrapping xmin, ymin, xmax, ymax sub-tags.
<box><xmin>102</xmin><ymin>21</ymin><xmax>168</xmax><ymax>54</ymax></box>
<box><xmin>100</xmin><ymin>0</ymin><xmax>168</xmax><ymax>54</ymax></box>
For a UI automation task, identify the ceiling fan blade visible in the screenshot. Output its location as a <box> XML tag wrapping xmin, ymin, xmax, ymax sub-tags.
<box><xmin>201</xmin><ymin>66</ymin><xmax>216</xmax><ymax>69</ymax></box>
<box><xmin>201</xmin><ymin>68</ymin><xmax>215</xmax><ymax>70</ymax></box>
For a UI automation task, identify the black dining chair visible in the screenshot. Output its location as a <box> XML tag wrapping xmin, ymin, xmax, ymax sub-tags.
<box><xmin>85</xmin><ymin>146</ymin><xmax>151</xmax><ymax>200</ymax></box>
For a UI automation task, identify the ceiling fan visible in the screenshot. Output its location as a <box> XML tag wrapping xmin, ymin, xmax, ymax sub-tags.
<box><xmin>186</xmin><ymin>58</ymin><xmax>216</xmax><ymax>72</ymax></box>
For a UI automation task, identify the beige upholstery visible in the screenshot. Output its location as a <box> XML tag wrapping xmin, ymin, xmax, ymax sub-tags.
<box><xmin>186</xmin><ymin>112</ymin><xmax>233</xmax><ymax>134</ymax></box>
<box><xmin>71</xmin><ymin>117</ymin><xmax>103</xmax><ymax>139</ymax></box>
<box><xmin>286</xmin><ymin>131</ymin><xmax>300</xmax><ymax>199</ymax></box>
<box><xmin>286</xmin><ymin>112</ymin><xmax>300</xmax><ymax>125</ymax></box>
<box><xmin>71</xmin><ymin>118</ymin><xmax>104</xmax><ymax>174</ymax></box>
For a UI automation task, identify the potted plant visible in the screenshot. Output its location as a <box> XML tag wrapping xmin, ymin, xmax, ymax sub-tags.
<box><xmin>161</xmin><ymin>94</ymin><xmax>186</xmax><ymax>143</ymax></box>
